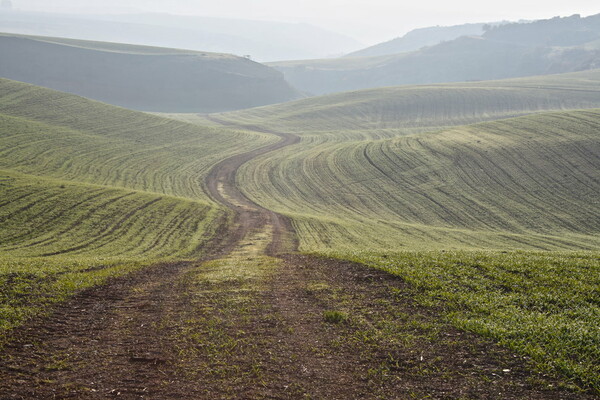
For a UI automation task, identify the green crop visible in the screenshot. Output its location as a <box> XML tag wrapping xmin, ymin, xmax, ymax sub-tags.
<box><xmin>0</xmin><ymin>78</ymin><xmax>274</xmax><ymax>338</ymax></box>
<box><xmin>237</xmin><ymin>109</ymin><xmax>600</xmax><ymax>251</ymax></box>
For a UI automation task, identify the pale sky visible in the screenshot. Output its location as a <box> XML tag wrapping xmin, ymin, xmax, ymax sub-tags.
<box><xmin>9</xmin><ymin>0</ymin><xmax>600</xmax><ymax>44</ymax></box>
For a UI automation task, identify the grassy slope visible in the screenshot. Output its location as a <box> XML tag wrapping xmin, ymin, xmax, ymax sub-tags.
<box><xmin>0</xmin><ymin>78</ymin><xmax>275</xmax><ymax>200</ymax></box>
<box><xmin>0</xmin><ymin>79</ymin><xmax>275</xmax><ymax>337</ymax></box>
<box><xmin>221</xmin><ymin>74</ymin><xmax>600</xmax><ymax>389</ymax></box>
<box><xmin>0</xmin><ymin>170</ymin><xmax>216</xmax><ymax>259</ymax></box>
<box><xmin>211</xmin><ymin>69</ymin><xmax>600</xmax><ymax>138</ymax></box>
<box><xmin>238</xmin><ymin>109</ymin><xmax>600</xmax><ymax>251</ymax></box>
<box><xmin>200</xmin><ymin>71</ymin><xmax>600</xmax><ymax>251</ymax></box>
<box><xmin>339</xmin><ymin>250</ymin><xmax>600</xmax><ymax>391</ymax></box>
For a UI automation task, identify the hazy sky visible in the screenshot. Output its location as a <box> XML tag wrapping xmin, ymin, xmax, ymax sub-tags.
<box><xmin>10</xmin><ymin>0</ymin><xmax>600</xmax><ymax>44</ymax></box>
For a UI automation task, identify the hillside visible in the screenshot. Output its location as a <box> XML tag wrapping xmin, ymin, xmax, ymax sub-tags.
<box><xmin>483</xmin><ymin>13</ymin><xmax>600</xmax><ymax>47</ymax></box>
<box><xmin>270</xmin><ymin>14</ymin><xmax>600</xmax><ymax>95</ymax></box>
<box><xmin>0</xmin><ymin>10</ymin><xmax>362</xmax><ymax>61</ymax></box>
<box><xmin>0</xmin><ymin>78</ymin><xmax>276</xmax><ymax>258</ymax></box>
<box><xmin>235</xmin><ymin>109</ymin><xmax>600</xmax><ymax>252</ymax></box>
<box><xmin>207</xmin><ymin>69</ymin><xmax>600</xmax><ymax>137</ymax></box>
<box><xmin>346</xmin><ymin>22</ymin><xmax>489</xmax><ymax>58</ymax></box>
<box><xmin>193</xmin><ymin>71</ymin><xmax>600</xmax><ymax>251</ymax></box>
<box><xmin>224</xmin><ymin>96</ymin><xmax>600</xmax><ymax>390</ymax></box>
<box><xmin>0</xmin><ymin>33</ymin><xmax>301</xmax><ymax>112</ymax></box>
<box><xmin>0</xmin><ymin>77</ymin><xmax>280</xmax><ymax>339</ymax></box>
<box><xmin>1</xmin><ymin>69</ymin><xmax>599</xmax><ymax>395</ymax></box>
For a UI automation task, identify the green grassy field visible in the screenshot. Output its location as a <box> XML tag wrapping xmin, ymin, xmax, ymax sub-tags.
<box><xmin>0</xmin><ymin>79</ymin><xmax>275</xmax><ymax>340</ymax></box>
<box><xmin>2</xmin><ymin>71</ymin><xmax>600</xmax><ymax>392</ymax></box>
<box><xmin>208</xmin><ymin>76</ymin><xmax>600</xmax><ymax>389</ymax></box>
<box><xmin>0</xmin><ymin>171</ymin><xmax>218</xmax><ymax>258</ymax></box>
<box><xmin>236</xmin><ymin>109</ymin><xmax>600</xmax><ymax>251</ymax></box>
<box><xmin>0</xmin><ymin>78</ymin><xmax>276</xmax><ymax>199</ymax></box>
<box><xmin>209</xmin><ymin>69</ymin><xmax>600</xmax><ymax>139</ymax></box>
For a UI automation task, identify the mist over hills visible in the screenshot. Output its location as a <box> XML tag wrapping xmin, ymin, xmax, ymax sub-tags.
<box><xmin>483</xmin><ymin>13</ymin><xmax>600</xmax><ymax>46</ymax></box>
<box><xmin>346</xmin><ymin>22</ymin><xmax>491</xmax><ymax>58</ymax></box>
<box><xmin>0</xmin><ymin>33</ymin><xmax>301</xmax><ymax>112</ymax></box>
<box><xmin>0</xmin><ymin>10</ymin><xmax>362</xmax><ymax>61</ymax></box>
<box><xmin>271</xmin><ymin>14</ymin><xmax>600</xmax><ymax>95</ymax></box>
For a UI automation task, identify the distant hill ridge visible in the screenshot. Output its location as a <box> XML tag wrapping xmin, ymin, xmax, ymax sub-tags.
<box><xmin>483</xmin><ymin>13</ymin><xmax>600</xmax><ymax>47</ymax></box>
<box><xmin>271</xmin><ymin>14</ymin><xmax>600</xmax><ymax>95</ymax></box>
<box><xmin>0</xmin><ymin>33</ymin><xmax>302</xmax><ymax>112</ymax></box>
<box><xmin>346</xmin><ymin>22</ymin><xmax>491</xmax><ymax>58</ymax></box>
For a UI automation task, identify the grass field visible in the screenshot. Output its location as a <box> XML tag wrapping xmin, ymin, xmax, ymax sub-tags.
<box><xmin>237</xmin><ymin>109</ymin><xmax>600</xmax><ymax>251</ymax></box>
<box><xmin>207</xmin><ymin>76</ymin><xmax>600</xmax><ymax>390</ymax></box>
<box><xmin>0</xmin><ymin>79</ymin><xmax>275</xmax><ymax>340</ymax></box>
<box><xmin>2</xmin><ymin>70</ymin><xmax>600</xmax><ymax>393</ymax></box>
<box><xmin>0</xmin><ymin>171</ymin><xmax>218</xmax><ymax>258</ymax></box>
<box><xmin>0</xmin><ymin>79</ymin><xmax>276</xmax><ymax>199</ymax></box>
<box><xmin>208</xmin><ymin>69</ymin><xmax>600</xmax><ymax>139</ymax></box>
<box><xmin>230</xmin><ymin>105</ymin><xmax>600</xmax><ymax>389</ymax></box>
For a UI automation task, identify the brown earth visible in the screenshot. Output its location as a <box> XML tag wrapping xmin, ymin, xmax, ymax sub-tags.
<box><xmin>0</xmin><ymin>122</ymin><xmax>594</xmax><ymax>399</ymax></box>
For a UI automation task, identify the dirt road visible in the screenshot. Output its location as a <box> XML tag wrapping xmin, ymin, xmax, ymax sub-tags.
<box><xmin>0</xmin><ymin>122</ymin><xmax>593</xmax><ymax>399</ymax></box>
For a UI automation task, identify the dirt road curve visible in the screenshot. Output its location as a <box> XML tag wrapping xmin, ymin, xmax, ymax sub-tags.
<box><xmin>0</xmin><ymin>121</ymin><xmax>594</xmax><ymax>399</ymax></box>
<box><xmin>203</xmin><ymin>116</ymin><xmax>300</xmax><ymax>256</ymax></box>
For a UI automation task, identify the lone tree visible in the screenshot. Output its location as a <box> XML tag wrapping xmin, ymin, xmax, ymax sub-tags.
<box><xmin>1</xmin><ymin>0</ymin><xmax>13</xmax><ymax>9</ymax></box>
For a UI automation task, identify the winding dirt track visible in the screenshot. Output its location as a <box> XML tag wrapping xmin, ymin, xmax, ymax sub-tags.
<box><xmin>0</xmin><ymin>120</ymin><xmax>596</xmax><ymax>399</ymax></box>
<box><xmin>202</xmin><ymin>117</ymin><xmax>300</xmax><ymax>256</ymax></box>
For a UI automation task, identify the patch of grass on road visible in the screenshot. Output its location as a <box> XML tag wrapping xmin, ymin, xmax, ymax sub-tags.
<box><xmin>169</xmin><ymin>224</ymin><xmax>280</xmax><ymax>393</ymax></box>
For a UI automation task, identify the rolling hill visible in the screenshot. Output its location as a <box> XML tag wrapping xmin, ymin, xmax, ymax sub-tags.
<box><xmin>208</xmin><ymin>69</ymin><xmax>600</xmax><ymax>137</ymax></box>
<box><xmin>207</xmin><ymin>76</ymin><xmax>600</xmax><ymax>388</ymax></box>
<box><xmin>1</xmin><ymin>69</ymin><xmax>599</xmax><ymax>393</ymax></box>
<box><xmin>270</xmin><ymin>14</ymin><xmax>600</xmax><ymax>95</ymax></box>
<box><xmin>0</xmin><ymin>77</ymin><xmax>276</xmax><ymax>258</ymax></box>
<box><xmin>0</xmin><ymin>33</ymin><xmax>301</xmax><ymax>112</ymax></box>
<box><xmin>177</xmin><ymin>71</ymin><xmax>600</xmax><ymax>252</ymax></box>
<box><xmin>236</xmin><ymin>109</ymin><xmax>600</xmax><ymax>252</ymax></box>
<box><xmin>0</xmin><ymin>77</ymin><xmax>278</xmax><ymax>336</ymax></box>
